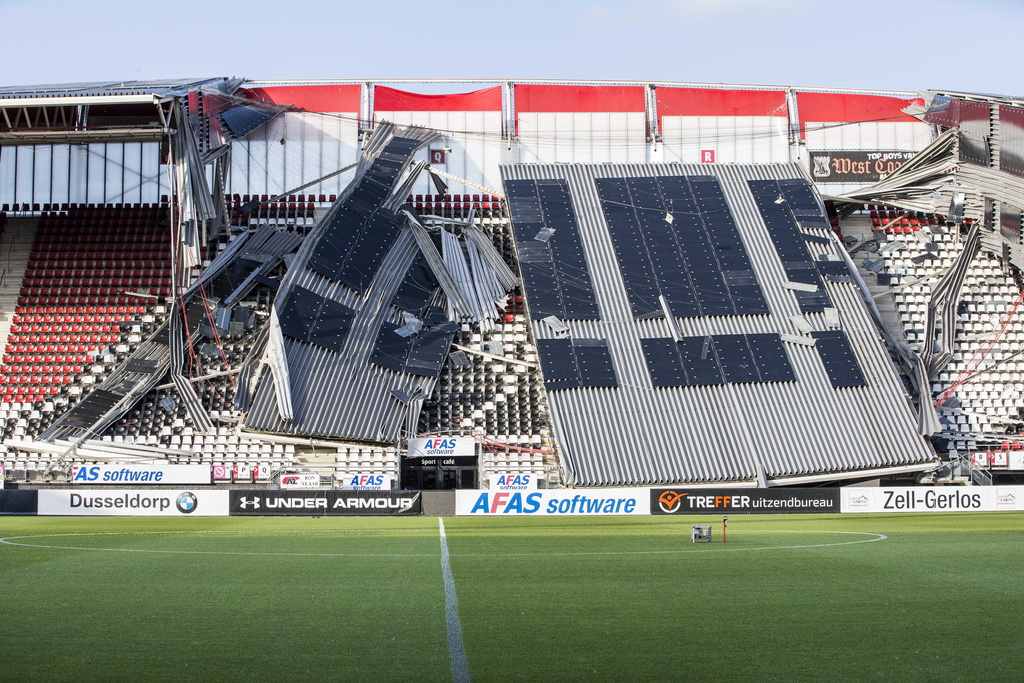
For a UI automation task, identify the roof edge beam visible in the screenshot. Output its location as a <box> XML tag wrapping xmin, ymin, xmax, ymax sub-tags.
<box><xmin>0</xmin><ymin>93</ymin><xmax>160</xmax><ymax>108</ymax></box>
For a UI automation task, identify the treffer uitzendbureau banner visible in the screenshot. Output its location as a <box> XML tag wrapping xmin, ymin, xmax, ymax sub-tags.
<box><xmin>651</xmin><ymin>488</ymin><xmax>840</xmax><ymax>514</ymax></box>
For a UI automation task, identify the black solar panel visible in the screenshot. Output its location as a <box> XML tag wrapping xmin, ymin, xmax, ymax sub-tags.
<box><xmin>749</xmin><ymin>179</ymin><xmax>831</xmax><ymax>313</ymax></box>
<box><xmin>306</xmin><ymin>136</ymin><xmax>422</xmax><ymax>293</ymax></box>
<box><xmin>714</xmin><ymin>334</ymin><xmax>761</xmax><ymax>384</ymax></box>
<box><xmin>535</xmin><ymin>338</ymin><xmax>580</xmax><ymax>391</ymax></box>
<box><xmin>601</xmin><ymin>177</ymin><xmax>671</xmax><ymax>317</ymax></box>
<box><xmin>536</xmin><ymin>337</ymin><xmax>618</xmax><ymax>391</ymax></box>
<box><xmin>310</xmin><ymin>208</ymin><xmax>405</xmax><ymax>293</ymax></box>
<box><xmin>405</xmin><ymin>323</ymin><xmax>460</xmax><ymax>378</ymax></box>
<box><xmin>572</xmin><ymin>338</ymin><xmax>619</xmax><ymax>388</ymax></box>
<box><xmin>506</xmin><ymin>179</ymin><xmax>601</xmax><ymax>320</ymax></box>
<box><xmin>641</xmin><ymin>334</ymin><xmax>795</xmax><ymax>387</ymax></box>
<box><xmin>392</xmin><ymin>254</ymin><xmax>438</xmax><ymax>312</ymax></box>
<box><xmin>747</xmin><ymin>333</ymin><xmax>797</xmax><ymax>383</ymax></box>
<box><xmin>219</xmin><ymin>105</ymin><xmax>282</xmax><ymax>138</ymax></box>
<box><xmin>777</xmin><ymin>178</ymin><xmax>823</xmax><ymax>216</ymax></box>
<box><xmin>279</xmin><ymin>286</ymin><xmax>356</xmax><ymax>353</ymax></box>
<box><xmin>811</xmin><ymin>330</ymin><xmax>867</xmax><ymax>388</ymax></box>
<box><xmin>641</xmin><ymin>337</ymin><xmax>690</xmax><ymax>387</ymax></box>
<box><xmin>677</xmin><ymin>335</ymin><xmax>726</xmax><ymax>387</ymax></box>
<box><xmin>816</xmin><ymin>260</ymin><xmax>850</xmax><ymax>277</ymax></box>
<box><xmin>370</xmin><ymin>322</ymin><xmax>412</xmax><ymax>373</ymax></box>
<box><xmin>596</xmin><ymin>175</ymin><xmax>767</xmax><ymax>320</ymax></box>
<box><xmin>370</xmin><ymin>314</ymin><xmax>459</xmax><ymax>379</ymax></box>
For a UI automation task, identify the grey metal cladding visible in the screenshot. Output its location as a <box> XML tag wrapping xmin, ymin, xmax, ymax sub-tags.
<box><xmin>243</xmin><ymin>126</ymin><xmax>452</xmax><ymax>444</ymax></box>
<box><xmin>500</xmin><ymin>162</ymin><xmax>934</xmax><ymax>486</ymax></box>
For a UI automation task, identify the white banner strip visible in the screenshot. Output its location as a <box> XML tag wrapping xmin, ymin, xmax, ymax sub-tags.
<box><xmin>841</xmin><ymin>486</ymin><xmax>1023</xmax><ymax>513</ymax></box>
<box><xmin>38</xmin><ymin>490</ymin><xmax>229</xmax><ymax>516</ymax></box>
<box><xmin>456</xmin><ymin>488</ymin><xmax>649</xmax><ymax>516</ymax></box>
<box><xmin>70</xmin><ymin>464</ymin><xmax>211</xmax><ymax>485</ymax></box>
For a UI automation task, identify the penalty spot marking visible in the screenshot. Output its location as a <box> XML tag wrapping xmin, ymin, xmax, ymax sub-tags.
<box><xmin>0</xmin><ymin>530</ymin><xmax>887</xmax><ymax>558</ymax></box>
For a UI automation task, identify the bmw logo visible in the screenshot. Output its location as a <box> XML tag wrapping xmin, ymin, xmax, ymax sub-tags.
<box><xmin>176</xmin><ymin>492</ymin><xmax>198</xmax><ymax>514</ymax></box>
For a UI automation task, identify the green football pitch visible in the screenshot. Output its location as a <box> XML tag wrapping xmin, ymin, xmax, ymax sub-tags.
<box><xmin>1</xmin><ymin>513</ymin><xmax>1021</xmax><ymax>681</ymax></box>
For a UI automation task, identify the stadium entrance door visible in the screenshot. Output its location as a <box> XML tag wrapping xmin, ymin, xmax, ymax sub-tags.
<box><xmin>401</xmin><ymin>455</ymin><xmax>478</xmax><ymax>490</ymax></box>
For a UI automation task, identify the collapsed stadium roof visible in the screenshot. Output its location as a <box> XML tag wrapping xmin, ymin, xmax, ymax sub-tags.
<box><xmin>11</xmin><ymin>78</ymin><xmax>1024</xmax><ymax>487</ymax></box>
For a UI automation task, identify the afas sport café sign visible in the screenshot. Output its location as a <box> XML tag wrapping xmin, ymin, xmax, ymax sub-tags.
<box><xmin>1</xmin><ymin>486</ymin><xmax>1021</xmax><ymax>516</ymax></box>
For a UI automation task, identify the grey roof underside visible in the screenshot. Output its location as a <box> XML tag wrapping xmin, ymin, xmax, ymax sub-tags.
<box><xmin>501</xmin><ymin>162</ymin><xmax>935</xmax><ymax>486</ymax></box>
<box><xmin>0</xmin><ymin>78</ymin><xmax>237</xmax><ymax>100</ymax></box>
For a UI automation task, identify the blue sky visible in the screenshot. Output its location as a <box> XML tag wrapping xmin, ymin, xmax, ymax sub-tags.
<box><xmin>0</xmin><ymin>0</ymin><xmax>1020</xmax><ymax>95</ymax></box>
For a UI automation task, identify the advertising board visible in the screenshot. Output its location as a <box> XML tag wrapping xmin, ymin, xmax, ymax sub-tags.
<box><xmin>809</xmin><ymin>150</ymin><xmax>917</xmax><ymax>184</ymax></box>
<box><xmin>280</xmin><ymin>473</ymin><xmax>321</xmax><ymax>489</ymax></box>
<box><xmin>841</xmin><ymin>486</ymin><xmax>1023</xmax><ymax>513</ymax></box>
<box><xmin>0</xmin><ymin>490</ymin><xmax>36</xmax><ymax>514</ymax></box>
<box><xmin>70</xmin><ymin>464</ymin><xmax>211</xmax><ymax>485</ymax></box>
<box><xmin>229</xmin><ymin>490</ymin><xmax>421</xmax><ymax>516</ymax></box>
<box><xmin>407</xmin><ymin>437</ymin><xmax>475</xmax><ymax>459</ymax></box>
<box><xmin>335</xmin><ymin>474</ymin><xmax>393</xmax><ymax>491</ymax></box>
<box><xmin>37</xmin><ymin>490</ymin><xmax>229</xmax><ymax>516</ymax></box>
<box><xmin>455</xmin><ymin>489</ymin><xmax>648</xmax><ymax>516</ymax></box>
<box><xmin>488</xmin><ymin>473</ymin><xmax>538</xmax><ymax>491</ymax></box>
<box><xmin>650</xmin><ymin>488</ymin><xmax>839</xmax><ymax>514</ymax></box>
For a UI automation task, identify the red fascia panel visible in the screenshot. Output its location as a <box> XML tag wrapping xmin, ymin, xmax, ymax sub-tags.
<box><xmin>202</xmin><ymin>94</ymin><xmax>231</xmax><ymax>117</ymax></box>
<box><xmin>373</xmin><ymin>86</ymin><xmax>502</xmax><ymax>112</ymax></box>
<box><xmin>796</xmin><ymin>92</ymin><xmax>923</xmax><ymax>124</ymax></box>
<box><xmin>239</xmin><ymin>85</ymin><xmax>361</xmax><ymax>113</ymax></box>
<box><xmin>656</xmin><ymin>87</ymin><xmax>788</xmax><ymax>132</ymax></box>
<box><xmin>656</xmin><ymin>87</ymin><xmax>788</xmax><ymax>120</ymax></box>
<box><xmin>514</xmin><ymin>84</ymin><xmax>646</xmax><ymax>113</ymax></box>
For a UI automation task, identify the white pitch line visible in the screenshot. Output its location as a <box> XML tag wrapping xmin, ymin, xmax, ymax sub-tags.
<box><xmin>439</xmin><ymin>518</ymin><xmax>471</xmax><ymax>683</ymax></box>
<box><xmin>455</xmin><ymin>532</ymin><xmax>888</xmax><ymax>557</ymax></box>
<box><xmin>0</xmin><ymin>531</ymin><xmax>438</xmax><ymax>557</ymax></box>
<box><xmin>0</xmin><ymin>530</ymin><xmax>887</xmax><ymax>559</ymax></box>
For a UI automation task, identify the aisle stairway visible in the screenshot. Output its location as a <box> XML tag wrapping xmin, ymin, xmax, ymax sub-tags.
<box><xmin>0</xmin><ymin>217</ymin><xmax>39</xmax><ymax>354</ymax></box>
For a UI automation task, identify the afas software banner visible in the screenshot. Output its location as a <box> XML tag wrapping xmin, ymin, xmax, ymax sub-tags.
<box><xmin>456</xmin><ymin>489</ymin><xmax>649</xmax><ymax>516</ymax></box>
<box><xmin>70</xmin><ymin>464</ymin><xmax>211</xmax><ymax>485</ymax></box>
<box><xmin>407</xmin><ymin>437</ymin><xmax>475</xmax><ymax>458</ymax></box>
<box><xmin>37</xmin><ymin>490</ymin><xmax>229</xmax><ymax>516</ymax></box>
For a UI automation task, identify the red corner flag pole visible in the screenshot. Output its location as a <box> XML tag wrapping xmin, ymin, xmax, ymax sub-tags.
<box><xmin>723</xmin><ymin>516</ymin><xmax>728</xmax><ymax>543</ymax></box>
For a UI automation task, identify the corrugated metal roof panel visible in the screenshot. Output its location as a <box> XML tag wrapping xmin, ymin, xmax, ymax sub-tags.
<box><xmin>502</xmin><ymin>162</ymin><xmax>935</xmax><ymax>486</ymax></box>
<box><xmin>244</xmin><ymin>125</ymin><xmax>512</xmax><ymax>443</ymax></box>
